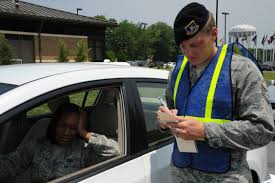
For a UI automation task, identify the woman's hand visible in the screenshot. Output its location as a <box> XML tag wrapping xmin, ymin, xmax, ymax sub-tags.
<box><xmin>78</xmin><ymin>109</ymin><xmax>91</xmax><ymax>141</ymax></box>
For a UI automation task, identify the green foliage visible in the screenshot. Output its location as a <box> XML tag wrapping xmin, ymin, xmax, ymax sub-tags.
<box><xmin>0</xmin><ymin>34</ymin><xmax>14</xmax><ymax>65</ymax></box>
<box><xmin>94</xmin><ymin>15</ymin><xmax>117</xmax><ymax>24</ymax></box>
<box><xmin>57</xmin><ymin>40</ymin><xmax>69</xmax><ymax>62</ymax></box>
<box><xmin>116</xmin><ymin>50</ymin><xmax>127</xmax><ymax>62</ymax></box>
<box><xmin>105</xmin><ymin>20</ymin><xmax>178</xmax><ymax>63</ymax></box>
<box><xmin>146</xmin><ymin>22</ymin><xmax>177</xmax><ymax>62</ymax></box>
<box><xmin>94</xmin><ymin>15</ymin><xmax>107</xmax><ymax>21</ymax></box>
<box><xmin>106</xmin><ymin>20</ymin><xmax>140</xmax><ymax>60</ymax></box>
<box><xmin>106</xmin><ymin>50</ymin><xmax>116</xmax><ymax>62</ymax></box>
<box><xmin>75</xmin><ymin>39</ymin><xmax>91</xmax><ymax>62</ymax></box>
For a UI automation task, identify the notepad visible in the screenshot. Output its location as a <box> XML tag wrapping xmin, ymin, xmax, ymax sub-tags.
<box><xmin>175</xmin><ymin>136</ymin><xmax>198</xmax><ymax>153</ymax></box>
<box><xmin>158</xmin><ymin>112</ymin><xmax>198</xmax><ymax>153</ymax></box>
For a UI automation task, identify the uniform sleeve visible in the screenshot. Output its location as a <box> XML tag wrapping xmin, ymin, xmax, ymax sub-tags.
<box><xmin>0</xmin><ymin>139</ymin><xmax>36</xmax><ymax>177</ymax></box>
<box><xmin>205</xmin><ymin>55</ymin><xmax>275</xmax><ymax>150</ymax></box>
<box><xmin>81</xmin><ymin>133</ymin><xmax>120</xmax><ymax>166</ymax></box>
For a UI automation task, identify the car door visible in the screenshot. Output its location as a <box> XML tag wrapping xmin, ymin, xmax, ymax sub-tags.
<box><xmin>77</xmin><ymin>78</ymin><xmax>174</xmax><ymax>183</ymax></box>
<box><xmin>133</xmin><ymin>80</ymin><xmax>174</xmax><ymax>183</ymax></box>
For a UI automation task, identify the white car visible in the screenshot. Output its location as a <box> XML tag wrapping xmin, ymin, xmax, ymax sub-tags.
<box><xmin>0</xmin><ymin>63</ymin><xmax>269</xmax><ymax>183</ymax></box>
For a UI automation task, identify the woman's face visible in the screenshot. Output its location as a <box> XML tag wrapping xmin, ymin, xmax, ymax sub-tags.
<box><xmin>179</xmin><ymin>27</ymin><xmax>217</xmax><ymax>66</ymax></box>
<box><xmin>55</xmin><ymin>112</ymin><xmax>79</xmax><ymax>145</ymax></box>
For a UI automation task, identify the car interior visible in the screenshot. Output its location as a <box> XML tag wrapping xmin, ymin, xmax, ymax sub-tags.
<box><xmin>0</xmin><ymin>86</ymin><xmax>123</xmax><ymax>183</ymax></box>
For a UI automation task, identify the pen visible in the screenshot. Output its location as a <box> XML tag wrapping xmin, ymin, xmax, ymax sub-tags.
<box><xmin>157</xmin><ymin>96</ymin><xmax>167</xmax><ymax>108</ymax></box>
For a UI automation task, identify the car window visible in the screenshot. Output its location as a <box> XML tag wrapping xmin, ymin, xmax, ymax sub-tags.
<box><xmin>27</xmin><ymin>103</ymin><xmax>51</xmax><ymax>117</ymax></box>
<box><xmin>84</xmin><ymin>89</ymin><xmax>101</xmax><ymax>107</ymax></box>
<box><xmin>136</xmin><ymin>82</ymin><xmax>172</xmax><ymax>147</ymax></box>
<box><xmin>69</xmin><ymin>91</ymin><xmax>86</xmax><ymax>106</ymax></box>
<box><xmin>0</xmin><ymin>85</ymin><xmax>124</xmax><ymax>183</ymax></box>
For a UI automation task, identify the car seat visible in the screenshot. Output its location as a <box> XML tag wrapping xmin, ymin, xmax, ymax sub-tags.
<box><xmin>87</xmin><ymin>88</ymin><xmax>119</xmax><ymax>139</ymax></box>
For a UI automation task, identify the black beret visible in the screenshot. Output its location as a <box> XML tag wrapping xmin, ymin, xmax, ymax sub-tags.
<box><xmin>174</xmin><ymin>2</ymin><xmax>210</xmax><ymax>45</ymax></box>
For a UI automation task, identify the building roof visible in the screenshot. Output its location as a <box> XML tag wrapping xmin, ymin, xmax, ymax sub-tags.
<box><xmin>0</xmin><ymin>0</ymin><xmax>117</xmax><ymax>27</ymax></box>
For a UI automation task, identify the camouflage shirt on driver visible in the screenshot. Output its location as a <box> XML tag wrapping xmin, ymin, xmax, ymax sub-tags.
<box><xmin>0</xmin><ymin>133</ymin><xmax>120</xmax><ymax>182</ymax></box>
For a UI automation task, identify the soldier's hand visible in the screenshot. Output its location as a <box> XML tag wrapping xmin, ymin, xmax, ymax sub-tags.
<box><xmin>167</xmin><ymin>117</ymin><xmax>206</xmax><ymax>140</ymax></box>
<box><xmin>156</xmin><ymin>106</ymin><xmax>178</xmax><ymax>130</ymax></box>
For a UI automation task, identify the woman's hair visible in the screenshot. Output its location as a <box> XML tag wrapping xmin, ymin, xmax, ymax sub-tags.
<box><xmin>47</xmin><ymin>102</ymin><xmax>80</xmax><ymax>144</ymax></box>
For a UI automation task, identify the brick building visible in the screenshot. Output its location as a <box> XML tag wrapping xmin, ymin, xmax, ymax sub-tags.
<box><xmin>0</xmin><ymin>0</ymin><xmax>116</xmax><ymax>63</ymax></box>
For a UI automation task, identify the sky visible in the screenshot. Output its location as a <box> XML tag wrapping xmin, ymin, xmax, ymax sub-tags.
<box><xmin>24</xmin><ymin>0</ymin><xmax>275</xmax><ymax>47</ymax></box>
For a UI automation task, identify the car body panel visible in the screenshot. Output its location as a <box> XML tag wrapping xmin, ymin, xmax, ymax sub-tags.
<box><xmin>268</xmin><ymin>83</ymin><xmax>275</xmax><ymax>120</ymax></box>
<box><xmin>78</xmin><ymin>144</ymin><xmax>173</xmax><ymax>183</ymax></box>
<box><xmin>246</xmin><ymin>146</ymin><xmax>268</xmax><ymax>182</ymax></box>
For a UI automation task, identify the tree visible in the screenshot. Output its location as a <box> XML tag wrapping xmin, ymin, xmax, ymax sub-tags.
<box><xmin>106</xmin><ymin>20</ymin><xmax>139</xmax><ymax>61</ymax></box>
<box><xmin>94</xmin><ymin>15</ymin><xmax>117</xmax><ymax>24</ymax></box>
<box><xmin>75</xmin><ymin>39</ymin><xmax>91</xmax><ymax>62</ymax></box>
<box><xmin>57</xmin><ymin>40</ymin><xmax>69</xmax><ymax>62</ymax></box>
<box><xmin>94</xmin><ymin>15</ymin><xmax>107</xmax><ymax>21</ymax></box>
<box><xmin>146</xmin><ymin>22</ymin><xmax>178</xmax><ymax>62</ymax></box>
<box><xmin>116</xmin><ymin>49</ymin><xmax>127</xmax><ymax>62</ymax></box>
<box><xmin>106</xmin><ymin>50</ymin><xmax>116</xmax><ymax>62</ymax></box>
<box><xmin>106</xmin><ymin>20</ymin><xmax>178</xmax><ymax>62</ymax></box>
<box><xmin>0</xmin><ymin>34</ymin><xmax>14</xmax><ymax>65</ymax></box>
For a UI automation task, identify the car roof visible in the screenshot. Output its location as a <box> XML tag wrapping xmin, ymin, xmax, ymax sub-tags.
<box><xmin>0</xmin><ymin>63</ymin><xmax>168</xmax><ymax>85</ymax></box>
<box><xmin>0</xmin><ymin>63</ymin><xmax>169</xmax><ymax>115</ymax></box>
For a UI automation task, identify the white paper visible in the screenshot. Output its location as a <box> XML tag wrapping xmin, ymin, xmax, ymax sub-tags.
<box><xmin>264</xmin><ymin>174</ymin><xmax>275</xmax><ymax>183</ymax></box>
<box><xmin>175</xmin><ymin>136</ymin><xmax>198</xmax><ymax>153</ymax></box>
<box><xmin>158</xmin><ymin>112</ymin><xmax>198</xmax><ymax>153</ymax></box>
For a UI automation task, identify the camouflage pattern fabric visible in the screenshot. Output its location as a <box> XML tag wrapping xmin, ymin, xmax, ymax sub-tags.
<box><xmin>166</xmin><ymin>54</ymin><xmax>275</xmax><ymax>183</ymax></box>
<box><xmin>0</xmin><ymin>133</ymin><xmax>120</xmax><ymax>182</ymax></box>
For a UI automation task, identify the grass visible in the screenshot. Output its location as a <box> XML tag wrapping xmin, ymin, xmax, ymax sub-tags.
<box><xmin>263</xmin><ymin>71</ymin><xmax>275</xmax><ymax>81</ymax></box>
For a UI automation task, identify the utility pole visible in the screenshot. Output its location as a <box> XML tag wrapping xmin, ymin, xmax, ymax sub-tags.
<box><xmin>222</xmin><ymin>12</ymin><xmax>229</xmax><ymax>44</ymax></box>
<box><xmin>139</xmin><ymin>22</ymin><xmax>147</xmax><ymax>59</ymax></box>
<box><xmin>76</xmin><ymin>8</ymin><xmax>82</xmax><ymax>15</ymax></box>
<box><xmin>215</xmin><ymin>0</ymin><xmax>218</xmax><ymax>46</ymax></box>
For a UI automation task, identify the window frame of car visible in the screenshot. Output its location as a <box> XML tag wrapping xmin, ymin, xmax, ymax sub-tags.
<box><xmin>0</xmin><ymin>79</ymin><xmax>130</xmax><ymax>181</ymax></box>
<box><xmin>127</xmin><ymin>79</ymin><xmax>174</xmax><ymax>154</ymax></box>
<box><xmin>0</xmin><ymin>78</ymin><xmax>174</xmax><ymax>183</ymax></box>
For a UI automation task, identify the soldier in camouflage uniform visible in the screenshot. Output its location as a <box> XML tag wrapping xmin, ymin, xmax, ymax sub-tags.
<box><xmin>157</xmin><ymin>2</ymin><xmax>275</xmax><ymax>183</ymax></box>
<box><xmin>0</xmin><ymin>103</ymin><xmax>120</xmax><ymax>182</ymax></box>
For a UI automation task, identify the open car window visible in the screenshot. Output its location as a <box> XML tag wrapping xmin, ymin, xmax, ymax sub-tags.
<box><xmin>0</xmin><ymin>85</ymin><xmax>125</xmax><ymax>183</ymax></box>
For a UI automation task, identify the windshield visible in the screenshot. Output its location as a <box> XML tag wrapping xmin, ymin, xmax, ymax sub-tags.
<box><xmin>0</xmin><ymin>83</ymin><xmax>17</xmax><ymax>95</ymax></box>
